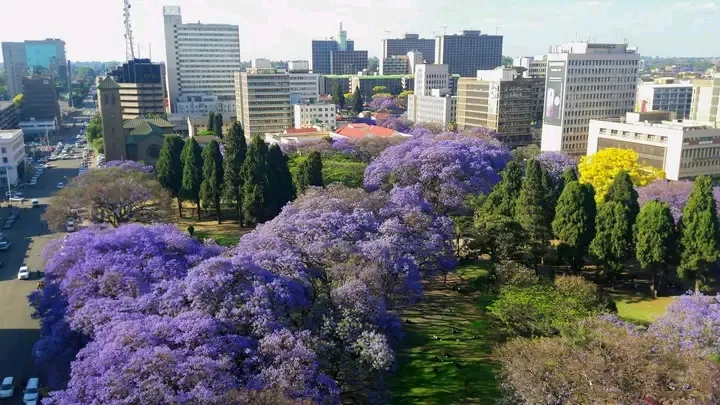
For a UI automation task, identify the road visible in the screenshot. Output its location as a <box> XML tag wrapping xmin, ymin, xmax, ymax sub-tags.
<box><xmin>0</xmin><ymin>122</ymin><xmax>85</xmax><ymax>403</ymax></box>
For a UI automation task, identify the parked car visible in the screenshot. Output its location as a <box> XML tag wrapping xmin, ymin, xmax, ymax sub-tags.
<box><xmin>9</xmin><ymin>196</ymin><xmax>26</xmax><ymax>202</ymax></box>
<box><xmin>18</xmin><ymin>266</ymin><xmax>30</xmax><ymax>280</ymax></box>
<box><xmin>57</xmin><ymin>182</ymin><xmax>65</xmax><ymax>189</ymax></box>
<box><xmin>0</xmin><ymin>376</ymin><xmax>14</xmax><ymax>398</ymax></box>
<box><xmin>0</xmin><ymin>241</ymin><xmax>11</xmax><ymax>250</ymax></box>
<box><xmin>0</xmin><ymin>233</ymin><xmax>4</xmax><ymax>241</ymax></box>
<box><xmin>31</xmin><ymin>199</ymin><xmax>39</xmax><ymax>207</ymax></box>
<box><xmin>23</xmin><ymin>377</ymin><xmax>39</xmax><ymax>403</ymax></box>
<box><xmin>67</xmin><ymin>219</ymin><xmax>75</xmax><ymax>232</ymax></box>
<box><xmin>29</xmin><ymin>180</ymin><xmax>37</xmax><ymax>186</ymax></box>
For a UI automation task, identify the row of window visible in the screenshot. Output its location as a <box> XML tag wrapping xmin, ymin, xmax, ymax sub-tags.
<box><xmin>569</xmin><ymin>60</ymin><xmax>637</xmax><ymax>66</ymax></box>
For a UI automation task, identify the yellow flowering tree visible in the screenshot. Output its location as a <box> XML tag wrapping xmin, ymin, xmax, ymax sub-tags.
<box><xmin>579</xmin><ymin>148</ymin><xmax>664</xmax><ymax>203</ymax></box>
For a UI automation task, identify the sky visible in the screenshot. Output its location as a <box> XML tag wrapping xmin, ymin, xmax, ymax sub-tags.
<box><xmin>1</xmin><ymin>0</ymin><xmax>718</xmax><ymax>63</ymax></box>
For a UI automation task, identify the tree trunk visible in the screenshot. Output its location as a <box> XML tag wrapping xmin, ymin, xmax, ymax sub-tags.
<box><xmin>650</xmin><ymin>272</ymin><xmax>657</xmax><ymax>299</ymax></box>
<box><xmin>196</xmin><ymin>200</ymin><xmax>201</xmax><ymax>221</ymax></box>
<box><xmin>177</xmin><ymin>198</ymin><xmax>183</xmax><ymax>218</ymax></box>
<box><xmin>216</xmin><ymin>199</ymin><xmax>222</xmax><ymax>224</ymax></box>
<box><xmin>695</xmin><ymin>278</ymin><xmax>701</xmax><ymax>293</ymax></box>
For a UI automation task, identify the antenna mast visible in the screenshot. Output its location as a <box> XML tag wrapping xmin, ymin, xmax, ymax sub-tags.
<box><xmin>123</xmin><ymin>0</ymin><xmax>136</xmax><ymax>61</ymax></box>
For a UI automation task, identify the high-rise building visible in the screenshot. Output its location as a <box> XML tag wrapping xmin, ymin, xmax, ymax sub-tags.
<box><xmin>105</xmin><ymin>58</ymin><xmax>167</xmax><ymax>120</ymax></box>
<box><xmin>456</xmin><ymin>67</ymin><xmax>542</xmax><ymax>147</ymax></box>
<box><xmin>434</xmin><ymin>30</ymin><xmax>503</xmax><ymax>77</ymax></box>
<box><xmin>311</xmin><ymin>40</ymin><xmax>355</xmax><ymax>74</ymax></box>
<box><xmin>331</xmin><ymin>50</ymin><xmax>369</xmax><ymax>75</ymax></box>
<box><xmin>380</xmin><ymin>55</ymin><xmax>410</xmax><ymax>75</ymax></box>
<box><xmin>414</xmin><ymin>64</ymin><xmax>451</xmax><ymax>96</ymax></box>
<box><xmin>513</xmin><ymin>55</ymin><xmax>548</xmax><ymax>78</ymax></box>
<box><xmin>382</xmin><ymin>33</ymin><xmax>435</xmax><ymax>64</ymax></box>
<box><xmin>540</xmin><ymin>42</ymin><xmax>640</xmax><ymax>156</ymax></box>
<box><xmin>311</xmin><ymin>23</ymin><xmax>367</xmax><ymax>75</ymax></box>
<box><xmin>21</xmin><ymin>75</ymin><xmax>61</xmax><ymax>124</ymax></box>
<box><xmin>690</xmin><ymin>72</ymin><xmax>720</xmax><ymax>126</ymax></box>
<box><xmin>407</xmin><ymin>64</ymin><xmax>456</xmax><ymax>128</ymax></box>
<box><xmin>2</xmin><ymin>39</ymin><xmax>67</xmax><ymax>97</ymax></box>
<box><xmin>162</xmin><ymin>6</ymin><xmax>241</xmax><ymax>114</ymax></box>
<box><xmin>0</xmin><ymin>102</ymin><xmax>20</xmax><ymax>130</ymax></box>
<box><xmin>636</xmin><ymin>81</ymin><xmax>692</xmax><ymax>119</ymax></box>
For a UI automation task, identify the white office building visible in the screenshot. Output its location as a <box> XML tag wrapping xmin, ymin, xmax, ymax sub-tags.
<box><xmin>289</xmin><ymin>73</ymin><xmax>320</xmax><ymax>103</ymax></box>
<box><xmin>414</xmin><ymin>64</ymin><xmax>451</xmax><ymax>96</ymax></box>
<box><xmin>540</xmin><ymin>42</ymin><xmax>640</xmax><ymax>157</ymax></box>
<box><xmin>163</xmin><ymin>6</ymin><xmax>241</xmax><ymax>114</ymax></box>
<box><xmin>0</xmin><ymin>129</ymin><xmax>26</xmax><ymax>185</ymax></box>
<box><xmin>407</xmin><ymin>89</ymin><xmax>457</xmax><ymax>127</ymax></box>
<box><xmin>294</xmin><ymin>104</ymin><xmax>336</xmax><ymax>128</ymax></box>
<box><xmin>636</xmin><ymin>82</ymin><xmax>692</xmax><ymax>119</ymax></box>
<box><xmin>588</xmin><ymin>111</ymin><xmax>720</xmax><ymax>180</ymax></box>
<box><xmin>513</xmin><ymin>55</ymin><xmax>548</xmax><ymax>78</ymax></box>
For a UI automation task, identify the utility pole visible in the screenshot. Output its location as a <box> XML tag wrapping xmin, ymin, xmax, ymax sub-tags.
<box><xmin>384</xmin><ymin>30</ymin><xmax>391</xmax><ymax>38</ymax></box>
<box><xmin>441</xmin><ymin>26</ymin><xmax>448</xmax><ymax>35</ymax></box>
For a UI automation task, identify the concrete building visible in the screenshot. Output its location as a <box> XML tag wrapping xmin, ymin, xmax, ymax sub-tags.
<box><xmin>0</xmin><ymin>129</ymin><xmax>26</xmax><ymax>186</ymax></box>
<box><xmin>540</xmin><ymin>42</ymin><xmax>640</xmax><ymax>157</ymax></box>
<box><xmin>407</xmin><ymin>51</ymin><xmax>424</xmax><ymax>75</ymax></box>
<box><xmin>97</xmin><ymin>77</ymin><xmax>174</xmax><ymax>163</ymax></box>
<box><xmin>0</xmin><ymin>102</ymin><xmax>20</xmax><ymax>130</ymax></box>
<box><xmin>162</xmin><ymin>6</ymin><xmax>241</xmax><ymax>114</ymax></box>
<box><xmin>2</xmin><ymin>39</ymin><xmax>67</xmax><ymax>97</ymax></box>
<box><xmin>103</xmin><ymin>58</ymin><xmax>167</xmax><ymax>120</ymax></box>
<box><xmin>319</xmin><ymin>75</ymin><xmax>351</xmax><ymax>95</ymax></box>
<box><xmin>294</xmin><ymin>103</ymin><xmax>336</xmax><ymax>128</ymax></box>
<box><xmin>265</xmin><ymin>127</ymin><xmax>330</xmax><ymax>146</ymax></box>
<box><xmin>236</xmin><ymin>68</ymin><xmax>294</xmax><ymax>136</ymax></box>
<box><xmin>690</xmin><ymin>72</ymin><xmax>720</xmax><ymax>126</ymax></box>
<box><xmin>434</xmin><ymin>30</ymin><xmax>503</xmax><ymax>77</ymax></box>
<box><xmin>167</xmin><ymin>113</ymin><xmax>234</xmax><ymax>137</ymax></box>
<box><xmin>415</xmin><ymin>64</ymin><xmax>451</xmax><ymax>96</ymax></box>
<box><xmin>289</xmin><ymin>72</ymin><xmax>320</xmax><ymax>103</ymax></box>
<box><xmin>330</xmin><ymin>50</ymin><xmax>368</xmax><ymax>75</ymax></box>
<box><xmin>311</xmin><ymin>23</ymin><xmax>358</xmax><ymax>74</ymax></box>
<box><xmin>350</xmin><ymin>75</ymin><xmax>414</xmax><ymax>102</ymax></box>
<box><xmin>380</xmin><ymin>55</ymin><xmax>410</xmax><ymax>75</ymax></box>
<box><xmin>288</xmin><ymin>60</ymin><xmax>310</xmax><ymax>72</ymax></box>
<box><xmin>21</xmin><ymin>75</ymin><xmax>61</xmax><ymax>124</ymax></box>
<box><xmin>636</xmin><ymin>82</ymin><xmax>692</xmax><ymax>119</ymax></box>
<box><xmin>407</xmin><ymin>89</ymin><xmax>457</xmax><ymax>127</ymax></box>
<box><xmin>382</xmin><ymin>33</ymin><xmax>435</xmax><ymax>64</ymax></box>
<box><xmin>513</xmin><ymin>55</ymin><xmax>548</xmax><ymax>78</ymax></box>
<box><xmin>588</xmin><ymin>111</ymin><xmax>720</xmax><ymax>180</ymax></box>
<box><xmin>18</xmin><ymin>119</ymin><xmax>56</xmax><ymax>136</ymax></box>
<box><xmin>457</xmin><ymin>67</ymin><xmax>542</xmax><ymax>147</ymax></box>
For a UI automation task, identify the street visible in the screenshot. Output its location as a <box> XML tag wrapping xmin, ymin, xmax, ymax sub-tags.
<box><xmin>0</xmin><ymin>122</ymin><xmax>85</xmax><ymax>403</ymax></box>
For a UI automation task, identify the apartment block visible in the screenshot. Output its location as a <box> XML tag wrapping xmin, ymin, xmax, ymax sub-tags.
<box><xmin>105</xmin><ymin>58</ymin><xmax>167</xmax><ymax>120</ymax></box>
<box><xmin>163</xmin><ymin>6</ymin><xmax>241</xmax><ymax>113</ymax></box>
<box><xmin>0</xmin><ymin>102</ymin><xmax>19</xmax><ymax>130</ymax></box>
<box><xmin>294</xmin><ymin>103</ymin><xmax>336</xmax><ymax>128</ymax></box>
<box><xmin>434</xmin><ymin>30</ymin><xmax>503</xmax><ymax>77</ymax></box>
<box><xmin>588</xmin><ymin>111</ymin><xmax>720</xmax><ymax>180</ymax></box>
<box><xmin>540</xmin><ymin>42</ymin><xmax>640</xmax><ymax>156</ymax></box>
<box><xmin>2</xmin><ymin>39</ymin><xmax>67</xmax><ymax>97</ymax></box>
<box><xmin>457</xmin><ymin>67</ymin><xmax>541</xmax><ymax>147</ymax></box>
<box><xmin>513</xmin><ymin>55</ymin><xmax>548</xmax><ymax>78</ymax></box>
<box><xmin>690</xmin><ymin>72</ymin><xmax>720</xmax><ymax>126</ymax></box>
<box><xmin>636</xmin><ymin>82</ymin><xmax>692</xmax><ymax>119</ymax></box>
<box><xmin>382</xmin><ymin>33</ymin><xmax>435</xmax><ymax>63</ymax></box>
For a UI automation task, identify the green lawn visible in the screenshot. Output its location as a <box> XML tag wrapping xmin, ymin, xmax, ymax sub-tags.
<box><xmin>611</xmin><ymin>293</ymin><xmax>674</xmax><ymax>325</ymax></box>
<box><xmin>390</xmin><ymin>262</ymin><xmax>502</xmax><ymax>404</ymax></box>
<box><xmin>288</xmin><ymin>155</ymin><xmax>367</xmax><ymax>188</ymax></box>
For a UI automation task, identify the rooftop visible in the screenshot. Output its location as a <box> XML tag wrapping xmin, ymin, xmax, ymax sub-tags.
<box><xmin>0</xmin><ymin>101</ymin><xmax>13</xmax><ymax>111</ymax></box>
<box><xmin>334</xmin><ymin>123</ymin><xmax>401</xmax><ymax>139</ymax></box>
<box><xmin>123</xmin><ymin>117</ymin><xmax>174</xmax><ymax>129</ymax></box>
<box><xmin>0</xmin><ymin>129</ymin><xmax>22</xmax><ymax>140</ymax></box>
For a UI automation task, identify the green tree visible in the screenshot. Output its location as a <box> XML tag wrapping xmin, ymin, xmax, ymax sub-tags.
<box><xmin>372</xmin><ymin>85</ymin><xmax>388</xmax><ymax>95</ymax></box>
<box><xmin>200</xmin><ymin>140</ymin><xmax>224</xmax><ymax>224</ymax></box>
<box><xmin>180</xmin><ymin>137</ymin><xmax>204</xmax><ymax>220</ymax></box>
<box><xmin>352</xmin><ymin>86</ymin><xmax>363</xmax><ymax>114</ymax></box>
<box><xmin>331</xmin><ymin>83</ymin><xmax>345</xmax><ymax>110</ymax></box>
<box><xmin>214</xmin><ymin>113</ymin><xmax>224</xmax><ymax>138</ymax></box>
<box><xmin>678</xmin><ymin>175</ymin><xmax>720</xmax><ymax>292</ymax></box>
<box><xmin>367</xmin><ymin>56</ymin><xmax>379</xmax><ymax>72</ymax></box>
<box><xmin>635</xmin><ymin>200</ymin><xmax>676</xmax><ymax>297</ymax></box>
<box><xmin>295</xmin><ymin>151</ymin><xmax>323</xmax><ymax>195</ymax></box>
<box><xmin>515</xmin><ymin>159</ymin><xmax>552</xmax><ymax>267</ymax></box>
<box><xmin>223</xmin><ymin>122</ymin><xmax>247</xmax><ymax>226</ymax></box>
<box><xmin>552</xmin><ymin>181</ymin><xmax>597</xmax><ymax>272</ymax></box>
<box><xmin>240</xmin><ymin>136</ymin><xmax>270</xmax><ymax>226</ymax></box>
<box><xmin>155</xmin><ymin>135</ymin><xmax>186</xmax><ymax>217</ymax></box>
<box><xmin>479</xmin><ymin>161</ymin><xmax>522</xmax><ymax>218</ymax></box>
<box><xmin>266</xmin><ymin>144</ymin><xmax>295</xmax><ymax>218</ymax></box>
<box><xmin>207</xmin><ymin>111</ymin><xmax>215</xmax><ymax>132</ymax></box>
<box><xmin>590</xmin><ymin>201</ymin><xmax>633</xmax><ymax>285</ymax></box>
<box><xmin>562</xmin><ymin>166</ymin><xmax>579</xmax><ymax>184</ymax></box>
<box><xmin>395</xmin><ymin>90</ymin><xmax>413</xmax><ymax>109</ymax></box>
<box><xmin>604</xmin><ymin>170</ymin><xmax>640</xmax><ymax>226</ymax></box>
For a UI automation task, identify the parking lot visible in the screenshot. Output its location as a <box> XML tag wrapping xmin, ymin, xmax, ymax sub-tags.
<box><xmin>0</xmin><ymin>122</ymin><xmax>86</xmax><ymax>403</ymax></box>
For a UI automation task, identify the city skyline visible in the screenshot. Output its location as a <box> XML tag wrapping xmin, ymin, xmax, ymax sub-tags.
<box><xmin>1</xmin><ymin>0</ymin><xmax>719</xmax><ymax>64</ymax></box>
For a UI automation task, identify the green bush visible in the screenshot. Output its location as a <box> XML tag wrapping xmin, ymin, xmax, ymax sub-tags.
<box><xmin>492</xmin><ymin>261</ymin><xmax>539</xmax><ymax>290</ymax></box>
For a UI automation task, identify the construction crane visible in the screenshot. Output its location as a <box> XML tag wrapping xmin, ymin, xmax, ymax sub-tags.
<box><xmin>123</xmin><ymin>0</ymin><xmax>135</xmax><ymax>61</ymax></box>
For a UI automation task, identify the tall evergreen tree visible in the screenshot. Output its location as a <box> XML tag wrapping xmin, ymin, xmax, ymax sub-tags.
<box><xmin>590</xmin><ymin>201</ymin><xmax>633</xmax><ymax>285</ymax></box>
<box><xmin>604</xmin><ymin>170</ymin><xmax>640</xmax><ymax>225</ymax></box>
<box><xmin>223</xmin><ymin>122</ymin><xmax>247</xmax><ymax>226</ymax></box>
<box><xmin>295</xmin><ymin>151</ymin><xmax>323</xmax><ymax>195</ymax></box>
<box><xmin>214</xmin><ymin>113</ymin><xmax>224</xmax><ymax>138</ymax></box>
<box><xmin>479</xmin><ymin>161</ymin><xmax>522</xmax><ymax>217</ymax></box>
<box><xmin>200</xmin><ymin>140</ymin><xmax>225</xmax><ymax>224</ymax></box>
<box><xmin>515</xmin><ymin>159</ymin><xmax>552</xmax><ymax>267</ymax></box>
<box><xmin>332</xmin><ymin>82</ymin><xmax>345</xmax><ymax>110</ymax></box>
<box><xmin>678</xmin><ymin>175</ymin><xmax>720</xmax><ymax>292</ymax></box>
<box><xmin>240</xmin><ymin>136</ymin><xmax>270</xmax><ymax>226</ymax></box>
<box><xmin>207</xmin><ymin>111</ymin><xmax>215</xmax><ymax>132</ymax></box>
<box><xmin>180</xmin><ymin>137</ymin><xmax>203</xmax><ymax>220</ymax></box>
<box><xmin>562</xmin><ymin>167</ymin><xmax>579</xmax><ymax>184</ymax></box>
<box><xmin>635</xmin><ymin>200</ymin><xmax>676</xmax><ymax>297</ymax></box>
<box><xmin>352</xmin><ymin>86</ymin><xmax>363</xmax><ymax>114</ymax></box>
<box><xmin>266</xmin><ymin>144</ymin><xmax>295</xmax><ymax>218</ymax></box>
<box><xmin>552</xmin><ymin>181</ymin><xmax>596</xmax><ymax>272</ymax></box>
<box><xmin>155</xmin><ymin>135</ymin><xmax>185</xmax><ymax>217</ymax></box>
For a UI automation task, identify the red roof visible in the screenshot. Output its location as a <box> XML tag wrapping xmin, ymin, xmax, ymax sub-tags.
<box><xmin>334</xmin><ymin>124</ymin><xmax>397</xmax><ymax>139</ymax></box>
<box><xmin>374</xmin><ymin>112</ymin><xmax>390</xmax><ymax>120</ymax></box>
<box><xmin>285</xmin><ymin>127</ymin><xmax>318</xmax><ymax>134</ymax></box>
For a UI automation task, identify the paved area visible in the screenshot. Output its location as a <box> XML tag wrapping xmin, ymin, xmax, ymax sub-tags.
<box><xmin>0</xmin><ymin>123</ymin><xmax>85</xmax><ymax>403</ymax></box>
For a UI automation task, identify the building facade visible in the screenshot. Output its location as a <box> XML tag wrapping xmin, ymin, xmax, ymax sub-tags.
<box><xmin>237</xmin><ymin>69</ymin><xmax>294</xmax><ymax>136</ymax></box>
<box><xmin>293</xmin><ymin>103</ymin><xmax>337</xmax><ymax>128</ymax></box>
<box><xmin>588</xmin><ymin>111</ymin><xmax>720</xmax><ymax>180</ymax></box>
<box><xmin>319</xmin><ymin>75</ymin><xmax>352</xmax><ymax>95</ymax></box>
<box><xmin>0</xmin><ymin>129</ymin><xmax>26</xmax><ymax>186</ymax></box>
<box><xmin>162</xmin><ymin>6</ymin><xmax>241</xmax><ymax>113</ymax></box>
<box><xmin>635</xmin><ymin>82</ymin><xmax>692</xmax><ymax>119</ymax></box>
<box><xmin>380</xmin><ymin>55</ymin><xmax>410</xmax><ymax>75</ymax></box>
<box><xmin>21</xmin><ymin>75</ymin><xmax>61</xmax><ymax>124</ymax></box>
<box><xmin>0</xmin><ymin>102</ymin><xmax>19</xmax><ymax>130</ymax></box>
<box><xmin>414</xmin><ymin>64</ymin><xmax>451</xmax><ymax>96</ymax></box>
<box><xmin>434</xmin><ymin>30</ymin><xmax>503</xmax><ymax>77</ymax></box>
<box><xmin>407</xmin><ymin>89</ymin><xmax>457</xmax><ymax>127</ymax></box>
<box><xmin>2</xmin><ymin>39</ymin><xmax>67</xmax><ymax>97</ymax></box>
<box><xmin>513</xmin><ymin>55</ymin><xmax>548</xmax><ymax>78</ymax></box>
<box><xmin>105</xmin><ymin>58</ymin><xmax>167</xmax><ymax>120</ymax></box>
<box><xmin>311</xmin><ymin>40</ymin><xmax>355</xmax><ymax>74</ymax></box>
<box><xmin>457</xmin><ymin>67</ymin><xmax>541</xmax><ymax>147</ymax></box>
<box><xmin>289</xmin><ymin>72</ymin><xmax>320</xmax><ymax>103</ymax></box>
<box><xmin>382</xmin><ymin>34</ymin><xmax>435</xmax><ymax>64</ymax></box>
<box><xmin>350</xmin><ymin>75</ymin><xmax>413</xmax><ymax>102</ymax></box>
<box><xmin>540</xmin><ymin>42</ymin><xmax>640</xmax><ymax>157</ymax></box>
<box><xmin>690</xmin><ymin>72</ymin><xmax>720</xmax><ymax>126</ymax></box>
<box><xmin>330</xmin><ymin>50</ymin><xmax>368</xmax><ymax>75</ymax></box>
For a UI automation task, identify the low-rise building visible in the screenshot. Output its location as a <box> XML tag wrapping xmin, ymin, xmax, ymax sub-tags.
<box><xmin>350</xmin><ymin>74</ymin><xmax>413</xmax><ymax>102</ymax></box>
<box><xmin>407</xmin><ymin>89</ymin><xmax>457</xmax><ymax>128</ymax></box>
<box><xmin>265</xmin><ymin>127</ymin><xmax>330</xmax><ymax>146</ymax></box>
<box><xmin>330</xmin><ymin>123</ymin><xmax>410</xmax><ymax>140</ymax></box>
<box><xmin>175</xmin><ymin>94</ymin><xmax>236</xmax><ymax>115</ymax></box>
<box><xmin>0</xmin><ymin>129</ymin><xmax>26</xmax><ymax>185</ymax></box>
<box><xmin>19</xmin><ymin>119</ymin><xmax>57</xmax><ymax>136</ymax></box>
<box><xmin>294</xmin><ymin>103</ymin><xmax>336</xmax><ymax>128</ymax></box>
<box><xmin>636</xmin><ymin>82</ymin><xmax>693</xmax><ymax>119</ymax></box>
<box><xmin>0</xmin><ymin>102</ymin><xmax>19</xmax><ymax>130</ymax></box>
<box><xmin>587</xmin><ymin>111</ymin><xmax>720</xmax><ymax>180</ymax></box>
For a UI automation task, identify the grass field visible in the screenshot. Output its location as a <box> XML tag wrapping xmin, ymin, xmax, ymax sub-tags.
<box><xmin>390</xmin><ymin>262</ymin><xmax>501</xmax><ymax>404</ymax></box>
<box><xmin>611</xmin><ymin>292</ymin><xmax>675</xmax><ymax>325</ymax></box>
<box><xmin>174</xmin><ymin>205</ymin><xmax>252</xmax><ymax>247</ymax></box>
<box><xmin>288</xmin><ymin>155</ymin><xmax>367</xmax><ymax>188</ymax></box>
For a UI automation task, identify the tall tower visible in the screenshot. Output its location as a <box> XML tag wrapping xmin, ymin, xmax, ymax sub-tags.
<box><xmin>97</xmin><ymin>76</ymin><xmax>127</xmax><ymax>161</ymax></box>
<box><xmin>338</xmin><ymin>22</ymin><xmax>347</xmax><ymax>51</ymax></box>
<box><xmin>123</xmin><ymin>0</ymin><xmax>135</xmax><ymax>60</ymax></box>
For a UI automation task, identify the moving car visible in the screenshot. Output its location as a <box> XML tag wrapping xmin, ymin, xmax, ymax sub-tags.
<box><xmin>31</xmin><ymin>199</ymin><xmax>39</xmax><ymax>207</ymax></box>
<box><xmin>0</xmin><ymin>241</ymin><xmax>11</xmax><ymax>250</ymax></box>
<box><xmin>9</xmin><ymin>196</ymin><xmax>25</xmax><ymax>203</ymax></box>
<box><xmin>0</xmin><ymin>376</ymin><xmax>14</xmax><ymax>398</ymax></box>
<box><xmin>57</xmin><ymin>182</ymin><xmax>65</xmax><ymax>189</ymax></box>
<box><xmin>67</xmin><ymin>219</ymin><xmax>75</xmax><ymax>232</ymax></box>
<box><xmin>23</xmin><ymin>377</ymin><xmax>39</xmax><ymax>403</ymax></box>
<box><xmin>18</xmin><ymin>266</ymin><xmax>30</xmax><ymax>280</ymax></box>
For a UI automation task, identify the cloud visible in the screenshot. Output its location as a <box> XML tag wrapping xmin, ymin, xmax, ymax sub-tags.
<box><xmin>584</xmin><ymin>1</ymin><xmax>608</xmax><ymax>6</ymax></box>
<box><xmin>483</xmin><ymin>17</ymin><xmax>498</xmax><ymax>24</ymax></box>
<box><xmin>677</xmin><ymin>1</ymin><xmax>717</xmax><ymax>9</ymax></box>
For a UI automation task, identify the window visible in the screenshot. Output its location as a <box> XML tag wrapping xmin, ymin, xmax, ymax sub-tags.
<box><xmin>2</xmin><ymin>158</ymin><xmax>7</xmax><ymax>163</ymax></box>
<box><xmin>0</xmin><ymin>148</ymin><xmax>5</xmax><ymax>153</ymax></box>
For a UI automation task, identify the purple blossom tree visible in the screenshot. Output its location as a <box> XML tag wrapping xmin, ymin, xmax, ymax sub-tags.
<box><xmin>649</xmin><ymin>292</ymin><xmax>720</xmax><ymax>356</ymax></box>
<box><xmin>537</xmin><ymin>151</ymin><xmax>577</xmax><ymax>179</ymax></box>
<box><xmin>636</xmin><ymin>179</ymin><xmax>720</xmax><ymax>221</ymax></box>
<box><xmin>105</xmin><ymin>160</ymin><xmax>155</xmax><ymax>174</ymax></box>
<box><xmin>377</xmin><ymin>117</ymin><xmax>412</xmax><ymax>133</ymax></box>
<box><xmin>369</xmin><ymin>96</ymin><xmax>396</xmax><ymax>111</ymax></box>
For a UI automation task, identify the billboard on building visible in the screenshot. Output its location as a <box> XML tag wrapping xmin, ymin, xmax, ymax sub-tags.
<box><xmin>543</xmin><ymin>61</ymin><xmax>566</xmax><ymax>126</ymax></box>
<box><xmin>488</xmin><ymin>81</ymin><xmax>500</xmax><ymax>115</ymax></box>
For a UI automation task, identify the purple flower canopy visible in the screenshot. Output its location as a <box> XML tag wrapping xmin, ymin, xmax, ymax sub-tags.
<box><xmin>636</xmin><ymin>179</ymin><xmax>720</xmax><ymax>221</ymax></box>
<box><xmin>105</xmin><ymin>160</ymin><xmax>154</xmax><ymax>174</ymax></box>
<box><xmin>537</xmin><ymin>151</ymin><xmax>577</xmax><ymax>179</ymax></box>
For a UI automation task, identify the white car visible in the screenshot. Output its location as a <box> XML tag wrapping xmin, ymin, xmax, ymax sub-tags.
<box><xmin>23</xmin><ymin>378</ymin><xmax>39</xmax><ymax>403</ymax></box>
<box><xmin>9</xmin><ymin>196</ymin><xmax>25</xmax><ymax>202</ymax></box>
<box><xmin>29</xmin><ymin>180</ymin><xmax>36</xmax><ymax>186</ymax></box>
<box><xmin>0</xmin><ymin>376</ymin><xmax>13</xmax><ymax>398</ymax></box>
<box><xmin>57</xmin><ymin>182</ymin><xmax>65</xmax><ymax>189</ymax></box>
<box><xmin>31</xmin><ymin>199</ymin><xmax>39</xmax><ymax>207</ymax></box>
<box><xmin>18</xmin><ymin>266</ymin><xmax>30</xmax><ymax>280</ymax></box>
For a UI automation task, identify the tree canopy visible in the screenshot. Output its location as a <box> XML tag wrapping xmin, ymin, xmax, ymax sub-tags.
<box><xmin>578</xmin><ymin>148</ymin><xmax>664</xmax><ymax>203</ymax></box>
